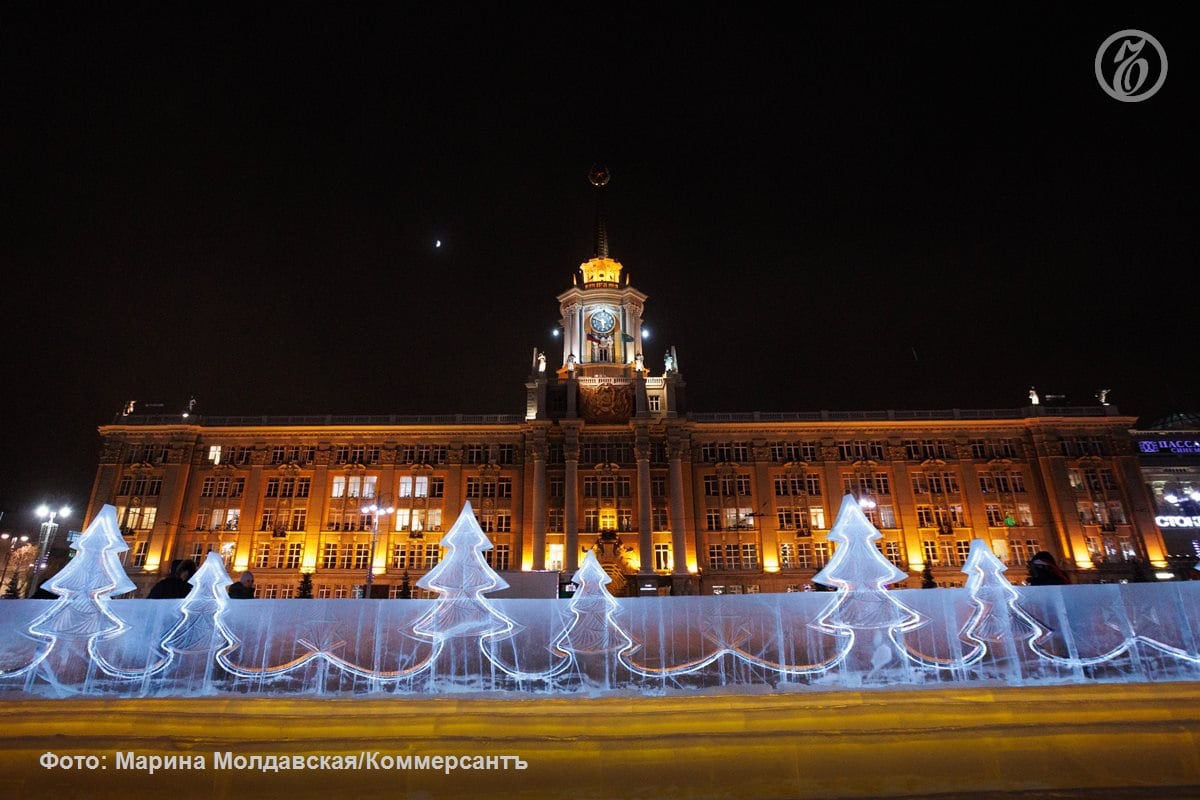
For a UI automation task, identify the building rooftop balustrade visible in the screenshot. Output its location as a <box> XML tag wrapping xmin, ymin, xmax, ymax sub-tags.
<box><xmin>688</xmin><ymin>406</ymin><xmax>1119</xmax><ymax>423</ymax></box>
<box><xmin>108</xmin><ymin>413</ymin><xmax>527</xmax><ymax>427</ymax></box>
<box><xmin>108</xmin><ymin>406</ymin><xmax>1120</xmax><ymax>428</ymax></box>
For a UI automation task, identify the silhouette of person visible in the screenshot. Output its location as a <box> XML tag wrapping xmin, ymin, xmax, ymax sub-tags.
<box><xmin>228</xmin><ymin>571</ymin><xmax>256</xmax><ymax>598</ymax></box>
<box><xmin>148</xmin><ymin>559</ymin><xmax>197</xmax><ymax>598</ymax></box>
<box><xmin>1027</xmin><ymin>551</ymin><xmax>1068</xmax><ymax>585</ymax></box>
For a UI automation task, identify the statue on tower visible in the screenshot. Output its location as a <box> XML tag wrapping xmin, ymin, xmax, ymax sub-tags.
<box><xmin>664</xmin><ymin>346</ymin><xmax>679</xmax><ymax>374</ymax></box>
<box><xmin>537</xmin><ymin>352</ymin><xmax>547</xmax><ymax>374</ymax></box>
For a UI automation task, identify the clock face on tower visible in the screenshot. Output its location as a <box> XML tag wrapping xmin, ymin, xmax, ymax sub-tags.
<box><xmin>589</xmin><ymin>309</ymin><xmax>616</xmax><ymax>334</ymax></box>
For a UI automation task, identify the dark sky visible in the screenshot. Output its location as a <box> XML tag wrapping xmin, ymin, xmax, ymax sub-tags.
<box><xmin>1</xmin><ymin>5</ymin><xmax>1194</xmax><ymax>530</ymax></box>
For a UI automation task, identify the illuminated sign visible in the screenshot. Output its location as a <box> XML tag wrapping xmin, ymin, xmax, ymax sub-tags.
<box><xmin>1156</xmin><ymin>515</ymin><xmax>1200</xmax><ymax>528</ymax></box>
<box><xmin>1138</xmin><ymin>439</ymin><xmax>1200</xmax><ymax>455</ymax></box>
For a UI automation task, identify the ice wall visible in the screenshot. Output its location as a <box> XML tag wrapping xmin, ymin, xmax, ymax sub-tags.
<box><xmin>1</xmin><ymin>502</ymin><xmax>1196</xmax><ymax>698</ymax></box>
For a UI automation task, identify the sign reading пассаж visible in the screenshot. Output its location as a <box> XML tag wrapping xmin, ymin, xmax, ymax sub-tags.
<box><xmin>1137</xmin><ymin>438</ymin><xmax>1200</xmax><ymax>456</ymax></box>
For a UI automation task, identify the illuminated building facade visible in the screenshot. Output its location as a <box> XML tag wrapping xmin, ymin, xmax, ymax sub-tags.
<box><xmin>1132</xmin><ymin>413</ymin><xmax>1200</xmax><ymax>574</ymax></box>
<box><xmin>85</xmin><ymin>175</ymin><xmax>1168</xmax><ymax>597</ymax></box>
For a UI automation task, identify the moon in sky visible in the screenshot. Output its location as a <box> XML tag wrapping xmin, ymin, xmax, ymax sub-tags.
<box><xmin>435</xmin><ymin>239</ymin><xmax>442</xmax><ymax>248</ymax></box>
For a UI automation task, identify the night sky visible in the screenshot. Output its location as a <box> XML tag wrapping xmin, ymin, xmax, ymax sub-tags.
<box><xmin>1</xmin><ymin>6</ymin><xmax>1194</xmax><ymax>532</ymax></box>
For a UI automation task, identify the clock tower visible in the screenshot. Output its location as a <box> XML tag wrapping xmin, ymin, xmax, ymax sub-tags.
<box><xmin>525</xmin><ymin>166</ymin><xmax>684</xmax><ymax>423</ymax></box>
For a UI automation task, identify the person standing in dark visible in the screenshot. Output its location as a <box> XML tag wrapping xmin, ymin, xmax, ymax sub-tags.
<box><xmin>147</xmin><ymin>559</ymin><xmax>197</xmax><ymax>598</ymax></box>
<box><xmin>227</xmin><ymin>571</ymin><xmax>256</xmax><ymax>598</ymax></box>
<box><xmin>1027</xmin><ymin>551</ymin><xmax>1069</xmax><ymax>585</ymax></box>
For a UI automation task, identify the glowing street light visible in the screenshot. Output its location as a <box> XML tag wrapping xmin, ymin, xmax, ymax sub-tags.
<box><xmin>360</xmin><ymin>501</ymin><xmax>395</xmax><ymax>598</ymax></box>
<box><xmin>30</xmin><ymin>504</ymin><xmax>70</xmax><ymax>597</ymax></box>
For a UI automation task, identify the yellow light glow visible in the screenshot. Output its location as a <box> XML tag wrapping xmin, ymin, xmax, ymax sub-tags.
<box><xmin>1075</xmin><ymin>559</ymin><xmax>1095</xmax><ymax>569</ymax></box>
<box><xmin>521</xmin><ymin>555</ymin><xmax>533</xmax><ymax>571</ymax></box>
<box><xmin>909</xmin><ymin>561</ymin><xmax>925</xmax><ymax>571</ymax></box>
<box><xmin>233</xmin><ymin>558</ymin><xmax>249</xmax><ymax>573</ymax></box>
<box><xmin>11</xmin><ymin>685</ymin><xmax>1200</xmax><ymax>800</ymax></box>
<box><xmin>1151</xmin><ymin>559</ymin><xmax>1168</xmax><ymax>568</ymax></box>
<box><xmin>625</xmin><ymin>555</ymin><xmax>641</xmax><ymax>571</ymax></box>
<box><xmin>579</xmin><ymin>257</ymin><xmax>624</xmax><ymax>285</ymax></box>
<box><xmin>687</xmin><ymin>560</ymin><xmax>698</xmax><ymax>574</ymax></box>
<box><xmin>763</xmin><ymin>557</ymin><xmax>779</xmax><ymax>573</ymax></box>
<box><xmin>143</xmin><ymin>558</ymin><xmax>160</xmax><ymax>573</ymax></box>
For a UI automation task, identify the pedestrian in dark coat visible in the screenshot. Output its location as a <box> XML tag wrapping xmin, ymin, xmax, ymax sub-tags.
<box><xmin>228</xmin><ymin>571</ymin><xmax>256</xmax><ymax>598</ymax></box>
<box><xmin>1027</xmin><ymin>551</ymin><xmax>1069</xmax><ymax>585</ymax></box>
<box><xmin>148</xmin><ymin>559</ymin><xmax>197</xmax><ymax>598</ymax></box>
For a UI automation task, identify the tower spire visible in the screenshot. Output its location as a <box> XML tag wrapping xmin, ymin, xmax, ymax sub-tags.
<box><xmin>588</xmin><ymin>164</ymin><xmax>610</xmax><ymax>258</ymax></box>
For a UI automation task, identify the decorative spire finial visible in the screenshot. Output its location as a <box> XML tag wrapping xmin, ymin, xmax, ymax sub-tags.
<box><xmin>588</xmin><ymin>164</ymin><xmax>610</xmax><ymax>258</ymax></box>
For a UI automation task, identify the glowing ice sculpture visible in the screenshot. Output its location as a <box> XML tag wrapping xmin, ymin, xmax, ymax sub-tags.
<box><xmin>14</xmin><ymin>506</ymin><xmax>138</xmax><ymax>686</ymax></box>
<box><xmin>553</xmin><ymin>550</ymin><xmax>631</xmax><ymax>660</ymax></box>
<box><xmin>812</xmin><ymin>493</ymin><xmax>925</xmax><ymax>683</ymax></box>
<box><xmin>2</xmin><ymin>500</ymin><xmax>1200</xmax><ymax>697</ymax></box>
<box><xmin>414</xmin><ymin>501</ymin><xmax>520</xmax><ymax>685</ymax></box>
<box><xmin>894</xmin><ymin>537</ymin><xmax>1039</xmax><ymax>676</ymax></box>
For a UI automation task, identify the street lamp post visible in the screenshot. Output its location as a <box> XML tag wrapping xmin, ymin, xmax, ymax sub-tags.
<box><xmin>1</xmin><ymin>533</ymin><xmax>31</xmax><ymax>593</ymax></box>
<box><xmin>360</xmin><ymin>500</ymin><xmax>394</xmax><ymax>599</ymax></box>
<box><xmin>30</xmin><ymin>505</ymin><xmax>70</xmax><ymax>597</ymax></box>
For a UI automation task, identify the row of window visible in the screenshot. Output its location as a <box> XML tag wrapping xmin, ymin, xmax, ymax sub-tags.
<box><xmin>132</xmin><ymin>531</ymin><xmax>1060</xmax><ymax>576</ymax></box>
<box><xmin>466</xmin><ymin>478</ymin><xmax>513</xmax><ymax>498</ymax></box>
<box><xmin>768</xmin><ymin>538</ymin><xmax>1045</xmax><ymax>572</ymax></box>
<box><xmin>701</xmin><ymin>502</ymin><xmax>1040</xmax><ymax>532</ymax></box>
<box><xmin>201</xmin><ymin>443</ymin><xmax>513</xmax><ymax>467</ymax></box>
<box><xmin>702</xmin><ymin>470</ymin><xmax>1031</xmax><ymax>502</ymax></box>
<box><xmin>136</xmin><ymin>435</ymin><xmax>1112</xmax><ymax>472</ymax></box>
<box><xmin>127</xmin><ymin>468</ymin><xmax>1041</xmax><ymax>506</ymax></box>
<box><xmin>225</xmin><ymin>584</ymin><xmax>445</xmax><ymax>600</ymax></box>
<box><xmin>1067</xmin><ymin>468</ymin><xmax>1120</xmax><ymax>493</ymax></box>
<box><xmin>116</xmin><ymin>476</ymin><xmax>163</xmax><ymax>496</ymax></box>
<box><xmin>1076</xmin><ymin>501</ymin><xmax>1129</xmax><ymax>527</ymax></box>
<box><xmin>137</xmin><ymin>493</ymin><xmax>1043</xmax><ymax>538</ymax></box>
<box><xmin>700</xmin><ymin>438</ymin><xmax>1027</xmax><ymax>464</ymax></box>
<box><xmin>547</xmin><ymin>508</ymin><xmax>670</xmax><ymax>533</ymax></box>
<box><xmin>548</xmin><ymin>475</ymin><xmax>670</xmax><ymax>497</ymax></box>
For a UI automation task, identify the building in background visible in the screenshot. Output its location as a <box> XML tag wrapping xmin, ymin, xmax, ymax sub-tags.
<box><xmin>84</xmin><ymin>174</ymin><xmax>1169</xmax><ymax>597</ymax></box>
<box><xmin>1132</xmin><ymin>414</ymin><xmax>1200</xmax><ymax>578</ymax></box>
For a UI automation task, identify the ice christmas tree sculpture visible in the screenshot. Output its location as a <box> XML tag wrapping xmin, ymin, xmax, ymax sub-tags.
<box><xmin>413</xmin><ymin>502</ymin><xmax>515</xmax><ymax>643</ymax></box>
<box><xmin>29</xmin><ymin>505</ymin><xmax>136</xmax><ymax>640</ymax></box>
<box><xmin>812</xmin><ymin>493</ymin><xmax>925</xmax><ymax>672</ymax></box>
<box><xmin>93</xmin><ymin>550</ymin><xmax>236</xmax><ymax>680</ymax></box>
<box><xmin>161</xmin><ymin>552</ymin><xmax>236</xmax><ymax>663</ymax></box>
<box><xmin>959</xmin><ymin>539</ymin><xmax>1044</xmax><ymax>660</ymax></box>
<box><xmin>23</xmin><ymin>505</ymin><xmax>137</xmax><ymax>683</ymax></box>
<box><xmin>553</xmin><ymin>550</ymin><xmax>633</xmax><ymax>658</ymax></box>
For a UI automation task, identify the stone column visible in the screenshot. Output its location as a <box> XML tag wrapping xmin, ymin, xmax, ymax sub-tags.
<box><xmin>669</xmin><ymin>442</ymin><xmax>689</xmax><ymax>575</ymax></box>
<box><xmin>637</xmin><ymin>451</ymin><xmax>653</xmax><ymax>573</ymax></box>
<box><xmin>531</xmin><ymin>447</ymin><xmax>547</xmax><ymax>570</ymax></box>
<box><xmin>565</xmin><ymin>446</ymin><xmax>580</xmax><ymax>573</ymax></box>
